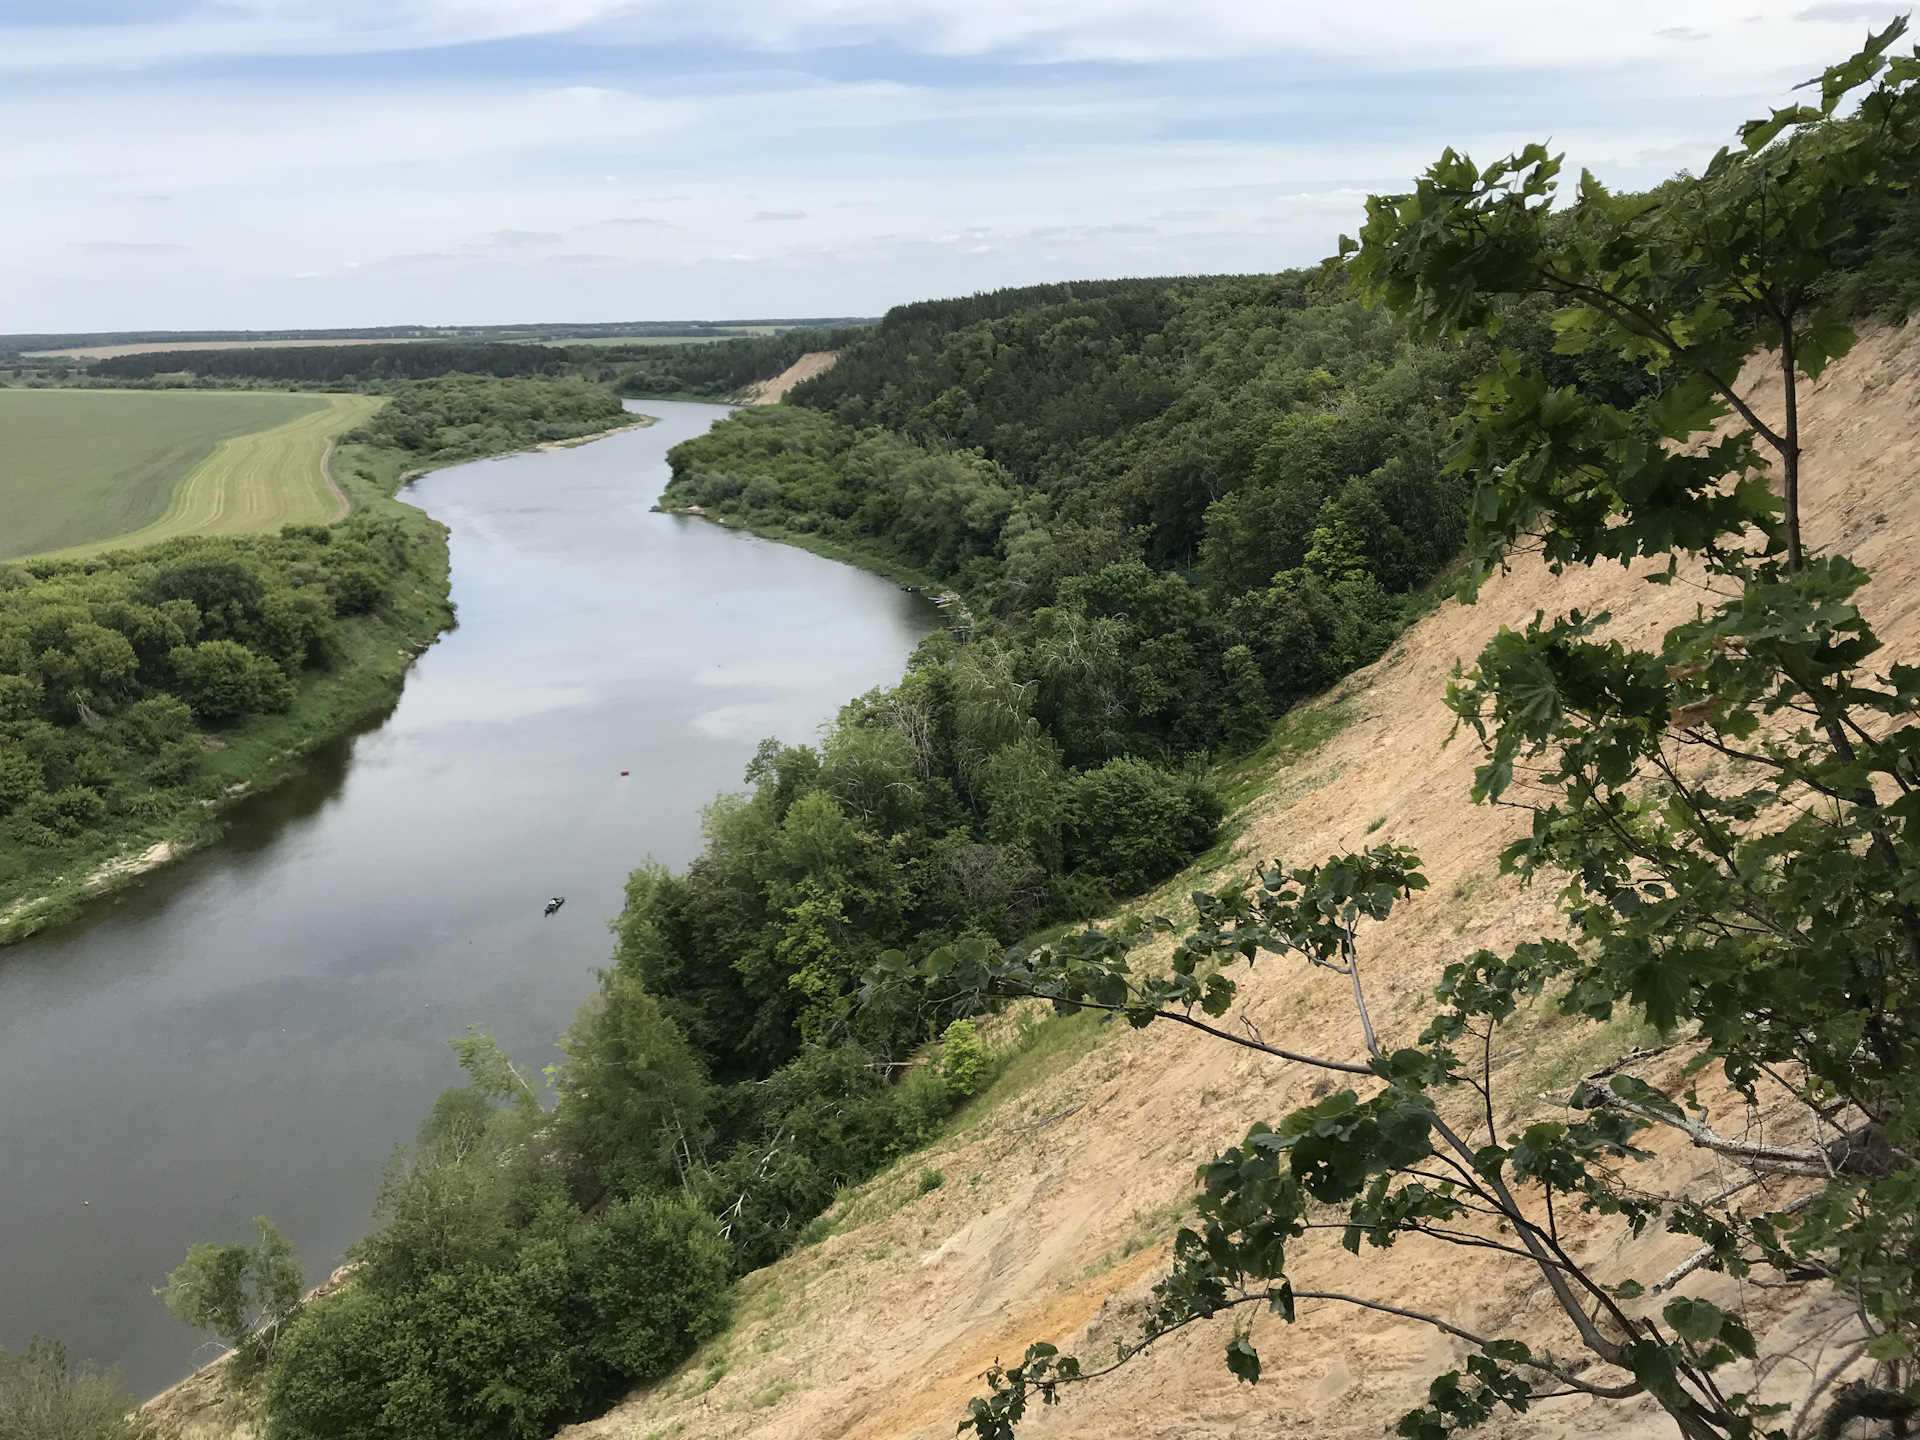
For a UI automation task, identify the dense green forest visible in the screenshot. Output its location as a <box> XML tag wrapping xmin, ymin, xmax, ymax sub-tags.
<box><xmin>0</xmin><ymin>519</ymin><xmax>434</xmax><ymax>872</ymax></box>
<box><xmin>80</xmin><ymin>328</ymin><xmax>861</xmax><ymax>400</ymax></box>
<box><xmin>0</xmin><ymin>317</ymin><xmax>872</xmax><ymax>359</ymax></box>
<box><xmin>662</xmin><ymin>272</ymin><xmax>1542</xmax><ymax>757</ymax></box>
<box><xmin>89</xmin><ymin>343</ymin><xmax>580</xmax><ymax>384</ymax></box>
<box><xmin>340</xmin><ymin>375</ymin><xmax>629</xmax><ymax>462</ymax></box>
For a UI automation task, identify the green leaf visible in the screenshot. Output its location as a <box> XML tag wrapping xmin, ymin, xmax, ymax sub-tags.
<box><xmin>1662</xmin><ymin>1295</ymin><xmax>1729</xmax><ymax>1344</ymax></box>
<box><xmin>1866</xmin><ymin>1333</ymin><xmax>1912</xmax><ymax>1361</ymax></box>
<box><xmin>1630</xmin><ymin>1339</ymin><xmax>1681</xmax><ymax>1401</ymax></box>
<box><xmin>1224</xmin><ymin>1335</ymin><xmax>1262</xmax><ymax>1384</ymax></box>
<box><xmin>1609</xmin><ymin>1075</ymin><xmax>1686</xmax><ymax>1123</ymax></box>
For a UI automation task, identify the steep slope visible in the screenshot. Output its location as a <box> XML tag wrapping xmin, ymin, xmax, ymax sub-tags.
<box><xmin>556</xmin><ymin>324</ymin><xmax>1920</xmax><ymax>1440</ymax></box>
<box><xmin>739</xmin><ymin>351</ymin><xmax>838</xmax><ymax>405</ymax></box>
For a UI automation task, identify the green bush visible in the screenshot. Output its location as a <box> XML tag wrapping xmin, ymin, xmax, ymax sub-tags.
<box><xmin>1063</xmin><ymin>758</ymin><xmax>1223</xmax><ymax>895</ymax></box>
<box><xmin>0</xmin><ymin>1338</ymin><xmax>153</xmax><ymax>1440</ymax></box>
<box><xmin>268</xmin><ymin>1044</ymin><xmax>730</xmax><ymax>1440</ymax></box>
<box><xmin>160</xmin><ymin>1216</ymin><xmax>303</xmax><ymax>1365</ymax></box>
<box><xmin>269</xmin><ymin>1197</ymin><xmax>728</xmax><ymax>1440</ymax></box>
<box><xmin>170</xmin><ymin>640</ymin><xmax>296</xmax><ymax>720</ymax></box>
<box><xmin>939</xmin><ymin>1018</ymin><xmax>991</xmax><ymax>1099</ymax></box>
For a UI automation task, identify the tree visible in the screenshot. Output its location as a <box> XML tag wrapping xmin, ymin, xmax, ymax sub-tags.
<box><xmin>161</xmin><ymin>1217</ymin><xmax>304</xmax><ymax>1366</ymax></box>
<box><xmin>168</xmin><ymin>639</ymin><xmax>295</xmax><ymax>720</ymax></box>
<box><xmin>0</xmin><ymin>1337</ymin><xmax>154</xmax><ymax>1440</ymax></box>
<box><xmin>869</xmin><ymin>27</ymin><xmax>1920</xmax><ymax>1440</ymax></box>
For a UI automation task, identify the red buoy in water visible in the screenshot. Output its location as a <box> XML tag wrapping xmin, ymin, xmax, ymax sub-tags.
<box><xmin>620</xmin><ymin>770</ymin><xmax>629</xmax><ymax>776</ymax></box>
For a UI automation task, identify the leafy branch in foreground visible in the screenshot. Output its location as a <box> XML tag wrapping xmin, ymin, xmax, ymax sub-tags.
<box><xmin>865</xmin><ymin>25</ymin><xmax>1920</xmax><ymax>1440</ymax></box>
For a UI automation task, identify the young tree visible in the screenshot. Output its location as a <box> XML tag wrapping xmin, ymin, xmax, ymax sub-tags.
<box><xmin>0</xmin><ymin>1337</ymin><xmax>154</xmax><ymax>1440</ymax></box>
<box><xmin>161</xmin><ymin>1217</ymin><xmax>304</xmax><ymax>1367</ymax></box>
<box><xmin>868</xmin><ymin>26</ymin><xmax>1920</xmax><ymax>1440</ymax></box>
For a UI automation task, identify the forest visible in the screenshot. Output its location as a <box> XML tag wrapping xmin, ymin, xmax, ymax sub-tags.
<box><xmin>340</xmin><ymin>375</ymin><xmax>629</xmax><ymax>462</ymax></box>
<box><xmin>238</xmin><ymin>260</ymin><xmax>1538</xmax><ymax>1440</ymax></box>
<box><xmin>81</xmin><ymin>328</ymin><xmax>862</xmax><ymax>399</ymax></box>
<box><xmin>0</xmin><ymin>518</ymin><xmax>429</xmax><ymax>851</ymax></box>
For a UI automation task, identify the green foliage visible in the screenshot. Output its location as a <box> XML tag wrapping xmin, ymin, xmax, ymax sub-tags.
<box><xmin>660</xmin><ymin>276</ymin><xmax>1480</xmax><ymax>761</ymax></box>
<box><xmin>0</xmin><ymin>1337</ymin><xmax>154</xmax><ymax>1440</ymax></box>
<box><xmin>1063</xmin><ymin>757</ymin><xmax>1224</xmax><ymax>896</ymax></box>
<box><xmin>343</xmin><ymin>376</ymin><xmax>628</xmax><ymax>462</ymax></box>
<box><xmin>83</xmin><ymin>330</ymin><xmax>865</xmax><ymax>405</ymax></box>
<box><xmin>939</xmin><ymin>1018</ymin><xmax>991</xmax><ymax>1098</ymax></box>
<box><xmin>161</xmin><ymin>1217</ymin><xmax>304</xmax><ymax>1363</ymax></box>
<box><xmin>908</xmin><ymin>28</ymin><xmax>1920</xmax><ymax>1440</ymax></box>
<box><xmin>169</xmin><ymin>639</ymin><xmax>296</xmax><ymax>719</ymax></box>
<box><xmin>552</xmin><ymin>977</ymin><xmax>709</xmax><ymax>1197</ymax></box>
<box><xmin>598</xmin><ymin>673</ymin><xmax>1222</xmax><ymax>1091</ymax></box>
<box><xmin>0</xmin><ymin>518</ymin><xmax>421</xmax><ymax>853</ymax></box>
<box><xmin>265</xmin><ymin>1047</ymin><xmax>731</xmax><ymax>1440</ymax></box>
<box><xmin>691</xmin><ymin>1042</ymin><xmax>948</xmax><ymax>1273</ymax></box>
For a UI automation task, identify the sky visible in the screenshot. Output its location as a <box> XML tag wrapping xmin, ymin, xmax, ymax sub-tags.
<box><xmin>0</xmin><ymin>0</ymin><xmax>1913</xmax><ymax>332</ymax></box>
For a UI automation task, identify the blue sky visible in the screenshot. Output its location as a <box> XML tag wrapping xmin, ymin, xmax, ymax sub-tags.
<box><xmin>0</xmin><ymin>1</ymin><xmax>1911</xmax><ymax>331</ymax></box>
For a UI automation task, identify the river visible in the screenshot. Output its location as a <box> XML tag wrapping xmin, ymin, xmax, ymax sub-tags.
<box><xmin>0</xmin><ymin>401</ymin><xmax>940</xmax><ymax>1396</ymax></box>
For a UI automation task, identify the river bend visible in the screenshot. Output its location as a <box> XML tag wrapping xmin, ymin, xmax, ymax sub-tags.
<box><xmin>0</xmin><ymin>401</ymin><xmax>938</xmax><ymax>1394</ymax></box>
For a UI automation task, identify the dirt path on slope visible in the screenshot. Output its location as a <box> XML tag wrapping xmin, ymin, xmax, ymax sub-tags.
<box><xmin>320</xmin><ymin>436</ymin><xmax>349</xmax><ymax>522</ymax></box>
<box><xmin>559</xmin><ymin>323</ymin><xmax>1920</xmax><ymax>1440</ymax></box>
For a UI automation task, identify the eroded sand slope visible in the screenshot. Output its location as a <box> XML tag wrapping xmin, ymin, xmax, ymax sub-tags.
<box><xmin>739</xmin><ymin>351</ymin><xmax>838</xmax><ymax>405</ymax></box>
<box><xmin>559</xmin><ymin>325</ymin><xmax>1920</xmax><ymax>1440</ymax></box>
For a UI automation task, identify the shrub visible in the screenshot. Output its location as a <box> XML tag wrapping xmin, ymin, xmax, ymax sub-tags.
<box><xmin>267</xmin><ymin>1198</ymin><xmax>728</xmax><ymax>1440</ymax></box>
<box><xmin>169</xmin><ymin>641</ymin><xmax>296</xmax><ymax>720</ymax></box>
<box><xmin>161</xmin><ymin>1217</ymin><xmax>304</xmax><ymax>1366</ymax></box>
<box><xmin>1063</xmin><ymin>757</ymin><xmax>1223</xmax><ymax>895</ymax></box>
<box><xmin>939</xmin><ymin>1018</ymin><xmax>991</xmax><ymax>1099</ymax></box>
<box><xmin>0</xmin><ymin>1337</ymin><xmax>153</xmax><ymax>1440</ymax></box>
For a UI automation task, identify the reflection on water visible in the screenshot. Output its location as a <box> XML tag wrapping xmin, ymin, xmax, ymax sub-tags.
<box><xmin>0</xmin><ymin>401</ymin><xmax>938</xmax><ymax>1395</ymax></box>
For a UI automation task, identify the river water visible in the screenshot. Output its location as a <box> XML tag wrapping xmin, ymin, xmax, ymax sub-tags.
<box><xmin>0</xmin><ymin>401</ymin><xmax>939</xmax><ymax>1396</ymax></box>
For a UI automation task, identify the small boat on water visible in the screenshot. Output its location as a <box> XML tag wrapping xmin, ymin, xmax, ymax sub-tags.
<box><xmin>543</xmin><ymin>896</ymin><xmax>565</xmax><ymax>917</ymax></box>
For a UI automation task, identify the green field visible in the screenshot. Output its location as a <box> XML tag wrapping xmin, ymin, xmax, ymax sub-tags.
<box><xmin>0</xmin><ymin>390</ymin><xmax>383</xmax><ymax>560</ymax></box>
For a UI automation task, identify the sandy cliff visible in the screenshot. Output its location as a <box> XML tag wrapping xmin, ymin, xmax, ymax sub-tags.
<box><xmin>739</xmin><ymin>351</ymin><xmax>838</xmax><ymax>405</ymax></box>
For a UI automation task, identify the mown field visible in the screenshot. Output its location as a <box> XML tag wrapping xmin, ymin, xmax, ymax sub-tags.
<box><xmin>0</xmin><ymin>390</ymin><xmax>384</xmax><ymax>561</ymax></box>
<box><xmin>0</xmin><ymin>390</ymin><xmax>327</xmax><ymax>558</ymax></box>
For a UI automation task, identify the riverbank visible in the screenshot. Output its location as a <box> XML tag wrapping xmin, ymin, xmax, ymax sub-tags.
<box><xmin>0</xmin><ymin>415</ymin><xmax>663</xmax><ymax>946</ymax></box>
<box><xmin>651</xmin><ymin>501</ymin><xmax>957</xmax><ymax>601</ymax></box>
<box><xmin>0</xmin><ymin>506</ymin><xmax>451</xmax><ymax>946</ymax></box>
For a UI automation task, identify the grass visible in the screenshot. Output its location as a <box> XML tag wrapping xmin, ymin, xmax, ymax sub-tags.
<box><xmin>0</xmin><ymin>389</ymin><xmax>336</xmax><ymax>558</ymax></box>
<box><xmin>32</xmin><ymin>393</ymin><xmax>385</xmax><ymax>561</ymax></box>
<box><xmin>1215</xmin><ymin>698</ymin><xmax>1354</xmax><ymax>813</ymax></box>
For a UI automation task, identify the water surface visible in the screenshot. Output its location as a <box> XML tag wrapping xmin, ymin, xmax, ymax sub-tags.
<box><xmin>0</xmin><ymin>401</ymin><xmax>937</xmax><ymax>1393</ymax></box>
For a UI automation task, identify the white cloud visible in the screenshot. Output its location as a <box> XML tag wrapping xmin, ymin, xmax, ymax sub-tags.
<box><xmin>0</xmin><ymin>5</ymin><xmax>1895</xmax><ymax>329</ymax></box>
<box><xmin>3</xmin><ymin>1</ymin><xmax>1908</xmax><ymax>78</ymax></box>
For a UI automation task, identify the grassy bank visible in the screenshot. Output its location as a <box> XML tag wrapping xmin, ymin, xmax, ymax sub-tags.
<box><xmin>0</xmin><ymin>408</ymin><xmax>659</xmax><ymax>945</ymax></box>
<box><xmin>0</xmin><ymin>450</ymin><xmax>451</xmax><ymax>944</ymax></box>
